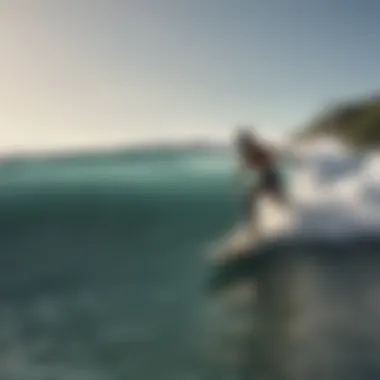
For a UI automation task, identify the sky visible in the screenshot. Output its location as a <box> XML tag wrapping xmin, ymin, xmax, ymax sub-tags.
<box><xmin>1</xmin><ymin>0</ymin><xmax>380</xmax><ymax>153</ymax></box>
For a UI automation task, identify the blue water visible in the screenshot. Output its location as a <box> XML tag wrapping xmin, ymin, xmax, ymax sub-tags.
<box><xmin>0</xmin><ymin>146</ymin><xmax>242</xmax><ymax>380</ymax></box>
<box><xmin>2</xmin><ymin>146</ymin><xmax>380</xmax><ymax>380</ymax></box>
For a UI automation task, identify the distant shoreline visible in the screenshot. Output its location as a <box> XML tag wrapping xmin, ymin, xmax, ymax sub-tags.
<box><xmin>0</xmin><ymin>140</ymin><xmax>231</xmax><ymax>164</ymax></box>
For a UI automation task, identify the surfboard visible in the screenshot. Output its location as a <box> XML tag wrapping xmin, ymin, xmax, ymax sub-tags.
<box><xmin>207</xmin><ymin>196</ymin><xmax>295</xmax><ymax>263</ymax></box>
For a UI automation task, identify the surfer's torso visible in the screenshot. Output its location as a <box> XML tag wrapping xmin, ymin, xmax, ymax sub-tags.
<box><xmin>240</xmin><ymin>144</ymin><xmax>273</xmax><ymax>169</ymax></box>
<box><xmin>240</xmin><ymin>145</ymin><xmax>283</xmax><ymax>195</ymax></box>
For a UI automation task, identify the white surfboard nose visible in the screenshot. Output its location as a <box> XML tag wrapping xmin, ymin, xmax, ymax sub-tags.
<box><xmin>206</xmin><ymin>197</ymin><xmax>296</xmax><ymax>263</ymax></box>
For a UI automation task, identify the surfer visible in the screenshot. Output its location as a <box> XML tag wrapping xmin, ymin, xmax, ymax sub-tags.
<box><xmin>234</xmin><ymin>128</ymin><xmax>289</xmax><ymax>233</ymax></box>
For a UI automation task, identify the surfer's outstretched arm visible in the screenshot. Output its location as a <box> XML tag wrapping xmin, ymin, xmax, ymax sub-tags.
<box><xmin>269</xmin><ymin>145</ymin><xmax>303</xmax><ymax>167</ymax></box>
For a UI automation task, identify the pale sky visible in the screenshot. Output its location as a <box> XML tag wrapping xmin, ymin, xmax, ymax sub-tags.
<box><xmin>1</xmin><ymin>0</ymin><xmax>380</xmax><ymax>153</ymax></box>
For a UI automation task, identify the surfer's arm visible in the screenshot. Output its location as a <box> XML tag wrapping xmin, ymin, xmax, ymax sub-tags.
<box><xmin>281</xmin><ymin>150</ymin><xmax>303</xmax><ymax>166</ymax></box>
<box><xmin>269</xmin><ymin>145</ymin><xmax>302</xmax><ymax>166</ymax></box>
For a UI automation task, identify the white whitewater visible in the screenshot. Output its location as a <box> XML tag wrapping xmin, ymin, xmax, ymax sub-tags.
<box><xmin>208</xmin><ymin>138</ymin><xmax>380</xmax><ymax>262</ymax></box>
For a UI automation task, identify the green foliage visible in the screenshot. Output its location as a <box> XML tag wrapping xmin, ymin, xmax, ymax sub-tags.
<box><xmin>298</xmin><ymin>94</ymin><xmax>380</xmax><ymax>149</ymax></box>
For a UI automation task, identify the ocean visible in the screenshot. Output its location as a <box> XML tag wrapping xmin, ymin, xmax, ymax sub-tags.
<box><xmin>2</xmin><ymin>142</ymin><xmax>380</xmax><ymax>380</ymax></box>
<box><xmin>0</xmin><ymin>145</ymin><xmax>244</xmax><ymax>380</ymax></box>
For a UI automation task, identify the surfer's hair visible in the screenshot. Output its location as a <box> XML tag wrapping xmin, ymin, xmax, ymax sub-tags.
<box><xmin>235</xmin><ymin>127</ymin><xmax>258</xmax><ymax>147</ymax></box>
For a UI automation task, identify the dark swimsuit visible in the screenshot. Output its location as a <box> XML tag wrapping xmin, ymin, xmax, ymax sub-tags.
<box><xmin>244</xmin><ymin>147</ymin><xmax>283</xmax><ymax>195</ymax></box>
<box><xmin>258</xmin><ymin>166</ymin><xmax>282</xmax><ymax>195</ymax></box>
<box><xmin>242</xmin><ymin>148</ymin><xmax>284</xmax><ymax>220</ymax></box>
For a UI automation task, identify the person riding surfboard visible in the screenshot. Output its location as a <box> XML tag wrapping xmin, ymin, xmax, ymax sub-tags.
<box><xmin>234</xmin><ymin>128</ymin><xmax>289</xmax><ymax>236</ymax></box>
<box><xmin>207</xmin><ymin>127</ymin><xmax>295</xmax><ymax>259</ymax></box>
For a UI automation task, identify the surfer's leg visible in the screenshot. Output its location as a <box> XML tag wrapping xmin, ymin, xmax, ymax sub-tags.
<box><xmin>245</xmin><ymin>186</ymin><xmax>262</xmax><ymax>237</ymax></box>
<box><xmin>271</xmin><ymin>174</ymin><xmax>291</xmax><ymax>208</ymax></box>
<box><xmin>264</xmin><ymin>167</ymin><xmax>290</xmax><ymax>208</ymax></box>
<box><xmin>245</xmin><ymin>185</ymin><xmax>258</xmax><ymax>220</ymax></box>
<box><xmin>271</xmin><ymin>189</ymin><xmax>289</xmax><ymax>207</ymax></box>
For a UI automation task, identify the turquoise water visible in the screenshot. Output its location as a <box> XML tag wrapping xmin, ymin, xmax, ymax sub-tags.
<box><xmin>2</xmin><ymin>146</ymin><xmax>380</xmax><ymax>380</ymax></box>
<box><xmin>0</xmin><ymin>146</ymin><xmax>243</xmax><ymax>380</ymax></box>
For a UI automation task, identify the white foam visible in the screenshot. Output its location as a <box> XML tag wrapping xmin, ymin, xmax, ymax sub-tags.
<box><xmin>209</xmin><ymin>137</ymin><xmax>380</xmax><ymax>261</ymax></box>
<box><xmin>288</xmin><ymin>138</ymin><xmax>380</xmax><ymax>239</ymax></box>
